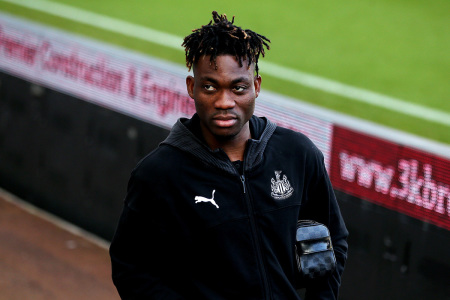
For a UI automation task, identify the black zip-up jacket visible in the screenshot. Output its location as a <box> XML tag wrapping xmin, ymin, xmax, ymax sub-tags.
<box><xmin>110</xmin><ymin>115</ymin><xmax>348</xmax><ymax>300</ymax></box>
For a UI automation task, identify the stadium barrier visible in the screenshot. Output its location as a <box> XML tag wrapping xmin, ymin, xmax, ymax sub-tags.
<box><xmin>1</xmin><ymin>12</ymin><xmax>448</xmax><ymax>230</ymax></box>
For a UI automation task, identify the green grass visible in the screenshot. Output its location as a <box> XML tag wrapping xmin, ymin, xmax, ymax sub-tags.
<box><xmin>1</xmin><ymin>0</ymin><xmax>449</xmax><ymax>144</ymax></box>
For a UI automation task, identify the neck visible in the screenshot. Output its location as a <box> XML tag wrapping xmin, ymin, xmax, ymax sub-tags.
<box><xmin>221</xmin><ymin>142</ymin><xmax>247</xmax><ymax>162</ymax></box>
<box><xmin>202</xmin><ymin>125</ymin><xmax>251</xmax><ymax>162</ymax></box>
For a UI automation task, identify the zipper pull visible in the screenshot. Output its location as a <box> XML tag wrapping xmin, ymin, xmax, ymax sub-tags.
<box><xmin>240</xmin><ymin>175</ymin><xmax>246</xmax><ymax>193</ymax></box>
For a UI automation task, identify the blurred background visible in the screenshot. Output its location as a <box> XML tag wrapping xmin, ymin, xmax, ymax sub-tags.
<box><xmin>0</xmin><ymin>0</ymin><xmax>449</xmax><ymax>299</ymax></box>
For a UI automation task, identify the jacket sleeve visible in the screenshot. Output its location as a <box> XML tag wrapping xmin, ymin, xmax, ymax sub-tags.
<box><xmin>299</xmin><ymin>152</ymin><xmax>349</xmax><ymax>300</ymax></box>
<box><xmin>109</xmin><ymin>173</ymin><xmax>185</xmax><ymax>300</ymax></box>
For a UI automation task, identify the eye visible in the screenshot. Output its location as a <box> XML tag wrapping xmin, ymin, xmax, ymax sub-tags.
<box><xmin>204</xmin><ymin>84</ymin><xmax>216</xmax><ymax>91</ymax></box>
<box><xmin>234</xmin><ymin>86</ymin><xmax>247</xmax><ymax>92</ymax></box>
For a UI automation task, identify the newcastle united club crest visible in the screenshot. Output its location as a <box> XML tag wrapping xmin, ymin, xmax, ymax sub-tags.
<box><xmin>270</xmin><ymin>171</ymin><xmax>294</xmax><ymax>200</ymax></box>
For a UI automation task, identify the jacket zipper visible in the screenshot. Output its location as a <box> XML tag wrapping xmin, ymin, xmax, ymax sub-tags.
<box><xmin>240</xmin><ymin>174</ymin><xmax>271</xmax><ymax>299</ymax></box>
<box><xmin>240</xmin><ymin>175</ymin><xmax>246</xmax><ymax>193</ymax></box>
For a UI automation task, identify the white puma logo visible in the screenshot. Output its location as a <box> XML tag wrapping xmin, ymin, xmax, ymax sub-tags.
<box><xmin>194</xmin><ymin>190</ymin><xmax>219</xmax><ymax>209</ymax></box>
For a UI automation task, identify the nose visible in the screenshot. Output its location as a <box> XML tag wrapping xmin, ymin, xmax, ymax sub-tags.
<box><xmin>215</xmin><ymin>91</ymin><xmax>235</xmax><ymax>110</ymax></box>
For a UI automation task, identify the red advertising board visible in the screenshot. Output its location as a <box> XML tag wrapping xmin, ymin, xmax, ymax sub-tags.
<box><xmin>330</xmin><ymin>126</ymin><xmax>450</xmax><ymax>231</ymax></box>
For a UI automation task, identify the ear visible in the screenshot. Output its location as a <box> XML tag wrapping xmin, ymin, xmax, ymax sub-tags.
<box><xmin>254</xmin><ymin>75</ymin><xmax>262</xmax><ymax>98</ymax></box>
<box><xmin>186</xmin><ymin>75</ymin><xmax>195</xmax><ymax>99</ymax></box>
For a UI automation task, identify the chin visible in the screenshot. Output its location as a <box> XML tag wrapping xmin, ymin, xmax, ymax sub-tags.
<box><xmin>213</xmin><ymin>129</ymin><xmax>239</xmax><ymax>140</ymax></box>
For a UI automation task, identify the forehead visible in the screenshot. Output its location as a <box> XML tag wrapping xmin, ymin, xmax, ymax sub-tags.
<box><xmin>193</xmin><ymin>55</ymin><xmax>255</xmax><ymax>79</ymax></box>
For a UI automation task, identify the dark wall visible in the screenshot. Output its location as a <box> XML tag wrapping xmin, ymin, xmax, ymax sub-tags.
<box><xmin>1</xmin><ymin>71</ymin><xmax>449</xmax><ymax>299</ymax></box>
<box><xmin>337</xmin><ymin>190</ymin><xmax>450</xmax><ymax>299</ymax></box>
<box><xmin>0</xmin><ymin>71</ymin><xmax>169</xmax><ymax>240</ymax></box>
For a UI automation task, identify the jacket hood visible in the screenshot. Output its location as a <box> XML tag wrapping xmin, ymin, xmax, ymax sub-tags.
<box><xmin>161</xmin><ymin>114</ymin><xmax>277</xmax><ymax>175</ymax></box>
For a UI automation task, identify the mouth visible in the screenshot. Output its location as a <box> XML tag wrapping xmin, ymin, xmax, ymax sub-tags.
<box><xmin>212</xmin><ymin>115</ymin><xmax>238</xmax><ymax>128</ymax></box>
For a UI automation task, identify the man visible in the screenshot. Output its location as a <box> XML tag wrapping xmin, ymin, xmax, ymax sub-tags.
<box><xmin>110</xmin><ymin>11</ymin><xmax>348</xmax><ymax>300</ymax></box>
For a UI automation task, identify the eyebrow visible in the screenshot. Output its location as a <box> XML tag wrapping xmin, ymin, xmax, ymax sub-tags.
<box><xmin>200</xmin><ymin>76</ymin><xmax>219</xmax><ymax>84</ymax></box>
<box><xmin>200</xmin><ymin>76</ymin><xmax>251</xmax><ymax>85</ymax></box>
<box><xmin>231</xmin><ymin>77</ymin><xmax>251</xmax><ymax>85</ymax></box>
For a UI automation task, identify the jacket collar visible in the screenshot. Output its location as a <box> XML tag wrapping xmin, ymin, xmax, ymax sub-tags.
<box><xmin>161</xmin><ymin>114</ymin><xmax>277</xmax><ymax>175</ymax></box>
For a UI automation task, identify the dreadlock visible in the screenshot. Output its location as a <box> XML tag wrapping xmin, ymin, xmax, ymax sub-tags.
<box><xmin>182</xmin><ymin>11</ymin><xmax>270</xmax><ymax>76</ymax></box>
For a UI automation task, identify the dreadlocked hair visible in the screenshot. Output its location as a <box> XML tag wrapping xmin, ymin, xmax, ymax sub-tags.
<box><xmin>182</xmin><ymin>11</ymin><xmax>270</xmax><ymax>75</ymax></box>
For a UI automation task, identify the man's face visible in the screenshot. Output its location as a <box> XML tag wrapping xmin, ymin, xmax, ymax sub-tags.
<box><xmin>186</xmin><ymin>55</ymin><xmax>261</xmax><ymax>148</ymax></box>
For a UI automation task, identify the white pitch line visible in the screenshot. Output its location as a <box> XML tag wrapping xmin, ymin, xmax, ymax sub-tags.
<box><xmin>259</xmin><ymin>61</ymin><xmax>450</xmax><ymax>126</ymax></box>
<box><xmin>1</xmin><ymin>0</ymin><xmax>449</xmax><ymax>126</ymax></box>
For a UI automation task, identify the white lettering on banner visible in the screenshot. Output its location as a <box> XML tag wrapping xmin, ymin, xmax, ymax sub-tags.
<box><xmin>339</xmin><ymin>151</ymin><xmax>450</xmax><ymax>216</ymax></box>
<box><xmin>339</xmin><ymin>152</ymin><xmax>395</xmax><ymax>194</ymax></box>
<box><xmin>390</xmin><ymin>159</ymin><xmax>449</xmax><ymax>215</ymax></box>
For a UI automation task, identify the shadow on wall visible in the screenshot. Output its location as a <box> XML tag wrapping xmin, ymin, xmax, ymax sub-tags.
<box><xmin>0</xmin><ymin>71</ymin><xmax>169</xmax><ymax>240</ymax></box>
